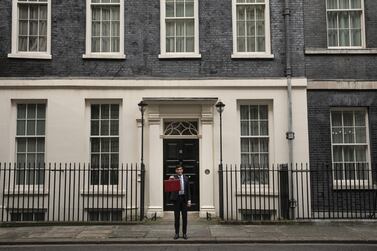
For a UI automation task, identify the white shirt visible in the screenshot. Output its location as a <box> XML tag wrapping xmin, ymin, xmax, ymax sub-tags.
<box><xmin>178</xmin><ymin>175</ymin><xmax>184</xmax><ymax>195</ymax></box>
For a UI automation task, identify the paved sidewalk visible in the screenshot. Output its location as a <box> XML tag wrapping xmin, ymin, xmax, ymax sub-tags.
<box><xmin>0</xmin><ymin>217</ymin><xmax>377</xmax><ymax>245</ymax></box>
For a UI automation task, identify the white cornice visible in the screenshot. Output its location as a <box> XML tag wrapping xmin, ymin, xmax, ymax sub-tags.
<box><xmin>0</xmin><ymin>78</ymin><xmax>307</xmax><ymax>89</ymax></box>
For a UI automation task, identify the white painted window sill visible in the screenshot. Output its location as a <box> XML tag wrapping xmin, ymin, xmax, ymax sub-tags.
<box><xmin>82</xmin><ymin>53</ymin><xmax>126</xmax><ymax>59</ymax></box>
<box><xmin>158</xmin><ymin>53</ymin><xmax>202</xmax><ymax>59</ymax></box>
<box><xmin>231</xmin><ymin>53</ymin><xmax>274</xmax><ymax>59</ymax></box>
<box><xmin>305</xmin><ymin>48</ymin><xmax>377</xmax><ymax>55</ymax></box>
<box><xmin>8</xmin><ymin>53</ymin><xmax>52</xmax><ymax>60</ymax></box>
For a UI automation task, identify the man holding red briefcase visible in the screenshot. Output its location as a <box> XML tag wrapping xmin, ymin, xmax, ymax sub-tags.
<box><xmin>166</xmin><ymin>165</ymin><xmax>191</xmax><ymax>240</ymax></box>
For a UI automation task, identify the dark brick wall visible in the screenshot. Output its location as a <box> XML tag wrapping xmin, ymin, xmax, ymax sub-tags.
<box><xmin>307</xmin><ymin>90</ymin><xmax>377</xmax><ymax>214</ymax></box>
<box><xmin>0</xmin><ymin>0</ymin><xmax>305</xmax><ymax>78</ymax></box>
<box><xmin>304</xmin><ymin>0</ymin><xmax>377</xmax><ymax>80</ymax></box>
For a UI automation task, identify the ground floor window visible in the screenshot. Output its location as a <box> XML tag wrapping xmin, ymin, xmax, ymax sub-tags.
<box><xmin>10</xmin><ymin>211</ymin><xmax>45</xmax><ymax>222</ymax></box>
<box><xmin>88</xmin><ymin>209</ymin><xmax>122</xmax><ymax>221</ymax></box>
<box><xmin>330</xmin><ymin>108</ymin><xmax>370</xmax><ymax>183</ymax></box>
<box><xmin>240</xmin><ymin>104</ymin><xmax>269</xmax><ymax>184</ymax></box>
<box><xmin>90</xmin><ymin>104</ymin><xmax>120</xmax><ymax>185</ymax></box>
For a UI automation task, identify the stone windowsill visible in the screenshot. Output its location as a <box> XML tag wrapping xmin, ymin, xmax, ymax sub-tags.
<box><xmin>305</xmin><ymin>48</ymin><xmax>377</xmax><ymax>55</ymax></box>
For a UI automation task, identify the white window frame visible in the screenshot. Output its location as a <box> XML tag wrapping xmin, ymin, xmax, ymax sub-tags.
<box><xmin>83</xmin><ymin>0</ymin><xmax>126</xmax><ymax>59</ymax></box>
<box><xmin>231</xmin><ymin>0</ymin><xmax>273</xmax><ymax>59</ymax></box>
<box><xmin>326</xmin><ymin>0</ymin><xmax>366</xmax><ymax>49</ymax></box>
<box><xmin>89</xmin><ymin>102</ymin><xmax>120</xmax><ymax>187</ymax></box>
<box><xmin>159</xmin><ymin>0</ymin><xmax>201</xmax><ymax>59</ymax></box>
<box><xmin>8</xmin><ymin>0</ymin><xmax>52</xmax><ymax>60</ymax></box>
<box><xmin>330</xmin><ymin>107</ymin><xmax>372</xmax><ymax>189</ymax></box>
<box><xmin>15</xmin><ymin>102</ymin><xmax>47</xmax><ymax>188</ymax></box>
<box><xmin>237</xmin><ymin>101</ymin><xmax>275</xmax><ymax>194</ymax></box>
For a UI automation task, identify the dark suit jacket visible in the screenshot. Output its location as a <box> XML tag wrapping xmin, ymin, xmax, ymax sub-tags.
<box><xmin>169</xmin><ymin>174</ymin><xmax>191</xmax><ymax>203</ymax></box>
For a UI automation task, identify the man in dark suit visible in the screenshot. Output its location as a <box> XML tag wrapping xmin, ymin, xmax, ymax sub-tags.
<box><xmin>169</xmin><ymin>165</ymin><xmax>191</xmax><ymax>240</ymax></box>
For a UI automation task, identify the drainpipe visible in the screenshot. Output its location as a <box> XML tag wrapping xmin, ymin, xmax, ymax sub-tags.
<box><xmin>283</xmin><ymin>0</ymin><xmax>296</xmax><ymax>220</ymax></box>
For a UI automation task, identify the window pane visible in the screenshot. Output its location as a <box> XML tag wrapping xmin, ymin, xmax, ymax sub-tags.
<box><xmin>249</xmin><ymin>106</ymin><xmax>258</xmax><ymax>120</ymax></box>
<box><xmin>92</xmin><ymin>38</ymin><xmax>101</xmax><ymax>52</ymax></box>
<box><xmin>28</xmin><ymin>138</ymin><xmax>37</xmax><ymax>152</ymax></box>
<box><xmin>343</xmin><ymin>111</ymin><xmax>353</xmax><ymax>126</ymax></box>
<box><xmin>101</xmin><ymin>138</ymin><xmax>110</xmax><ymax>152</ymax></box>
<box><xmin>339</xmin><ymin>0</ymin><xmax>349</xmax><ymax>9</ymax></box>
<box><xmin>19</xmin><ymin>21</ymin><xmax>28</xmax><ymax>36</ymax></box>
<box><xmin>355</xmin><ymin>146</ymin><xmax>366</xmax><ymax>161</ymax></box>
<box><xmin>102</xmin><ymin>37</ymin><xmax>110</xmax><ymax>52</ymax></box>
<box><xmin>91</xmin><ymin>120</ymin><xmax>99</xmax><ymax>135</ymax></box>
<box><xmin>240</xmin><ymin>106</ymin><xmax>249</xmax><ymax>120</ymax></box>
<box><xmin>185</xmin><ymin>0</ymin><xmax>194</xmax><ymax>17</ymax></box>
<box><xmin>355</xmin><ymin>127</ymin><xmax>366</xmax><ymax>143</ymax></box>
<box><xmin>344</xmin><ymin>127</ymin><xmax>355</xmax><ymax>143</ymax></box>
<box><xmin>176</xmin><ymin>0</ymin><xmax>184</xmax><ymax>17</ymax></box>
<box><xmin>100</xmin><ymin>120</ymin><xmax>110</xmax><ymax>135</ymax></box>
<box><xmin>250</xmin><ymin>138</ymin><xmax>258</xmax><ymax>153</ymax></box>
<box><xmin>241</xmin><ymin>138</ymin><xmax>249</xmax><ymax>152</ymax></box>
<box><xmin>19</xmin><ymin>5</ymin><xmax>29</xmax><ymax>20</ymax></box>
<box><xmin>17</xmin><ymin>120</ymin><xmax>26</xmax><ymax>135</ymax></box>
<box><xmin>17</xmin><ymin>138</ymin><xmax>27</xmax><ymax>152</ymax></box>
<box><xmin>331</xmin><ymin>111</ymin><xmax>342</xmax><ymax>126</ymax></box>
<box><xmin>327</xmin><ymin>0</ymin><xmax>338</xmax><ymax>9</ymax></box>
<box><xmin>36</xmin><ymin>104</ymin><xmax>46</xmax><ymax>119</ymax></box>
<box><xmin>101</xmin><ymin>105</ymin><xmax>110</xmax><ymax>119</ymax></box>
<box><xmin>111</xmin><ymin>138</ymin><xmax>119</xmax><ymax>152</ymax></box>
<box><xmin>166</xmin><ymin>1</ymin><xmax>174</xmax><ymax>17</ymax></box>
<box><xmin>354</xmin><ymin>111</ymin><xmax>365</xmax><ymax>126</ymax></box>
<box><xmin>36</xmin><ymin>120</ymin><xmax>45</xmax><ymax>135</ymax></box>
<box><xmin>260</xmin><ymin>121</ymin><xmax>268</xmax><ymax>135</ymax></box>
<box><xmin>350</xmin><ymin>0</ymin><xmax>361</xmax><ymax>8</ymax></box>
<box><xmin>91</xmin><ymin>105</ymin><xmax>100</xmax><ymax>119</ymax></box>
<box><xmin>111</xmin><ymin>38</ymin><xmax>120</xmax><ymax>52</ymax></box>
<box><xmin>110</xmin><ymin>120</ymin><xmax>119</xmax><ymax>135</ymax></box>
<box><xmin>260</xmin><ymin>138</ymin><xmax>268</xmax><ymax>152</ymax></box>
<box><xmin>332</xmin><ymin>127</ymin><xmax>343</xmax><ymax>143</ymax></box>
<box><xmin>91</xmin><ymin>138</ymin><xmax>100</xmax><ymax>152</ymax></box>
<box><xmin>36</xmin><ymin>139</ymin><xmax>45</xmax><ymax>152</ymax></box>
<box><xmin>241</xmin><ymin>121</ymin><xmax>249</xmax><ymax>136</ymax></box>
<box><xmin>259</xmin><ymin>105</ymin><xmax>268</xmax><ymax>119</ymax></box>
<box><xmin>343</xmin><ymin>146</ymin><xmax>355</xmax><ymax>161</ymax></box>
<box><xmin>333</xmin><ymin>146</ymin><xmax>343</xmax><ymax>162</ymax></box>
<box><xmin>27</xmin><ymin>104</ymin><xmax>36</xmax><ymax>119</ymax></box>
<box><xmin>27</xmin><ymin>120</ymin><xmax>36</xmax><ymax>135</ymax></box>
<box><xmin>328</xmin><ymin>30</ymin><xmax>338</xmax><ymax>47</ymax></box>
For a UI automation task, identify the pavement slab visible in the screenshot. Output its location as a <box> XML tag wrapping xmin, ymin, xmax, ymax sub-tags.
<box><xmin>0</xmin><ymin>222</ymin><xmax>377</xmax><ymax>244</ymax></box>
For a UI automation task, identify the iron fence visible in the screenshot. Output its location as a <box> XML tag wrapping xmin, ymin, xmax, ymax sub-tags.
<box><xmin>219</xmin><ymin>163</ymin><xmax>377</xmax><ymax>222</ymax></box>
<box><xmin>0</xmin><ymin>163</ymin><xmax>145</xmax><ymax>223</ymax></box>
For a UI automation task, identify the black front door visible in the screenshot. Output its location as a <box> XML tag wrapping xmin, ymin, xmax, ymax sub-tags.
<box><xmin>163</xmin><ymin>139</ymin><xmax>199</xmax><ymax>211</ymax></box>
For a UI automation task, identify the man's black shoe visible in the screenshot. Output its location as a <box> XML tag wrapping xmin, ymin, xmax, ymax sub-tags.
<box><xmin>173</xmin><ymin>234</ymin><xmax>179</xmax><ymax>240</ymax></box>
<box><xmin>183</xmin><ymin>234</ymin><xmax>188</xmax><ymax>240</ymax></box>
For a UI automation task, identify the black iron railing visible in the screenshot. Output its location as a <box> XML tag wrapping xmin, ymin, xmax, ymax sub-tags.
<box><xmin>218</xmin><ymin>163</ymin><xmax>377</xmax><ymax>222</ymax></box>
<box><xmin>0</xmin><ymin>163</ymin><xmax>145</xmax><ymax>223</ymax></box>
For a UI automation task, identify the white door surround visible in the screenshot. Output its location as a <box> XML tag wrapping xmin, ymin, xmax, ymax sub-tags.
<box><xmin>143</xmin><ymin>97</ymin><xmax>217</xmax><ymax>218</ymax></box>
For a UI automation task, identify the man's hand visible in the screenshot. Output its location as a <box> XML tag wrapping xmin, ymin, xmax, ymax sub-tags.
<box><xmin>187</xmin><ymin>200</ymin><xmax>191</xmax><ymax>207</ymax></box>
<box><xmin>169</xmin><ymin>175</ymin><xmax>175</xmax><ymax>180</ymax></box>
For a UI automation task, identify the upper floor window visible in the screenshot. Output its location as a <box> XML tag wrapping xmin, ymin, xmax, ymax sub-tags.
<box><xmin>159</xmin><ymin>0</ymin><xmax>201</xmax><ymax>58</ymax></box>
<box><xmin>232</xmin><ymin>0</ymin><xmax>272</xmax><ymax>58</ymax></box>
<box><xmin>83</xmin><ymin>0</ymin><xmax>125</xmax><ymax>59</ymax></box>
<box><xmin>8</xmin><ymin>0</ymin><xmax>52</xmax><ymax>59</ymax></box>
<box><xmin>326</xmin><ymin>0</ymin><xmax>365</xmax><ymax>48</ymax></box>
<box><xmin>330</xmin><ymin>109</ymin><xmax>370</xmax><ymax>185</ymax></box>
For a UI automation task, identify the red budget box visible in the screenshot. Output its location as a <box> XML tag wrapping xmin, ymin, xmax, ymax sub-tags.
<box><xmin>164</xmin><ymin>179</ymin><xmax>180</xmax><ymax>192</ymax></box>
